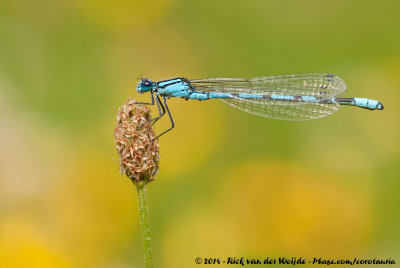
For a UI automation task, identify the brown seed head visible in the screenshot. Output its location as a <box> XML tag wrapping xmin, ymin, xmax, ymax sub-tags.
<box><xmin>114</xmin><ymin>98</ymin><xmax>160</xmax><ymax>184</ymax></box>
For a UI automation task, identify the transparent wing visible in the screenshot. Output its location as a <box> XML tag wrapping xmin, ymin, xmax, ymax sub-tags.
<box><xmin>222</xmin><ymin>97</ymin><xmax>339</xmax><ymax>121</ymax></box>
<box><xmin>190</xmin><ymin>73</ymin><xmax>346</xmax><ymax>97</ymax></box>
<box><xmin>190</xmin><ymin>73</ymin><xmax>345</xmax><ymax>121</ymax></box>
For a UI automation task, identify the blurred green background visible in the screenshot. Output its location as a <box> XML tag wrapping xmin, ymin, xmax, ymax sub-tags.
<box><xmin>0</xmin><ymin>0</ymin><xmax>399</xmax><ymax>267</ymax></box>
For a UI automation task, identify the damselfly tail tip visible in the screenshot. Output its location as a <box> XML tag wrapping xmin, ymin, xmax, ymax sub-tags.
<box><xmin>377</xmin><ymin>102</ymin><xmax>384</xmax><ymax>110</ymax></box>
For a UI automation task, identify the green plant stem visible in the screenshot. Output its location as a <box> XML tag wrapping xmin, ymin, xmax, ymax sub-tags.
<box><xmin>135</xmin><ymin>181</ymin><xmax>154</xmax><ymax>268</ymax></box>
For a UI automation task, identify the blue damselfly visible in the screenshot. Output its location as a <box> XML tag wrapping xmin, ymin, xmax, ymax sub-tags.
<box><xmin>136</xmin><ymin>73</ymin><xmax>384</xmax><ymax>138</ymax></box>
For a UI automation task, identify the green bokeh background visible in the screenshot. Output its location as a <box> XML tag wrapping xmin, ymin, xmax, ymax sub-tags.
<box><xmin>1</xmin><ymin>0</ymin><xmax>399</xmax><ymax>267</ymax></box>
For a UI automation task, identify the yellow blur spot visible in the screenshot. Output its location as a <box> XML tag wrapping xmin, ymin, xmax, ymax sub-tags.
<box><xmin>219</xmin><ymin>161</ymin><xmax>372</xmax><ymax>256</ymax></box>
<box><xmin>0</xmin><ymin>218</ymin><xmax>70</xmax><ymax>268</ymax></box>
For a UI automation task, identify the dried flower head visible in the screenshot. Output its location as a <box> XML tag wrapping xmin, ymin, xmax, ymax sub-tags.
<box><xmin>114</xmin><ymin>98</ymin><xmax>160</xmax><ymax>184</ymax></box>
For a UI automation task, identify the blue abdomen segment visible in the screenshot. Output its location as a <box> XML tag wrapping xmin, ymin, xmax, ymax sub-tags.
<box><xmin>336</xmin><ymin>97</ymin><xmax>384</xmax><ymax>110</ymax></box>
<box><xmin>187</xmin><ymin>92</ymin><xmax>266</xmax><ymax>100</ymax></box>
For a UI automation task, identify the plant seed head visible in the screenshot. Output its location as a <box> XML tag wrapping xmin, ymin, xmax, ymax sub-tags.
<box><xmin>114</xmin><ymin>98</ymin><xmax>160</xmax><ymax>184</ymax></box>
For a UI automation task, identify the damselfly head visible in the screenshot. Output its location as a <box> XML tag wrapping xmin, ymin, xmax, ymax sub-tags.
<box><xmin>137</xmin><ymin>79</ymin><xmax>153</xmax><ymax>93</ymax></box>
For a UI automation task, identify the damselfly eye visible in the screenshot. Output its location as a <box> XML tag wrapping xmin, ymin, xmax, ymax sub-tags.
<box><xmin>141</xmin><ymin>79</ymin><xmax>152</xmax><ymax>88</ymax></box>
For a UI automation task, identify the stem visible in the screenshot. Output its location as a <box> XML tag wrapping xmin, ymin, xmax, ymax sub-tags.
<box><xmin>135</xmin><ymin>181</ymin><xmax>154</xmax><ymax>268</ymax></box>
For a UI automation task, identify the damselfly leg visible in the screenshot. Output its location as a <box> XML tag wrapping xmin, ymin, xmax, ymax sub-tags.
<box><xmin>148</xmin><ymin>96</ymin><xmax>165</xmax><ymax>125</ymax></box>
<box><xmin>153</xmin><ymin>97</ymin><xmax>174</xmax><ymax>140</ymax></box>
<box><xmin>134</xmin><ymin>93</ymin><xmax>174</xmax><ymax>140</ymax></box>
<box><xmin>134</xmin><ymin>91</ymin><xmax>155</xmax><ymax>106</ymax></box>
<box><xmin>135</xmin><ymin>93</ymin><xmax>164</xmax><ymax>129</ymax></box>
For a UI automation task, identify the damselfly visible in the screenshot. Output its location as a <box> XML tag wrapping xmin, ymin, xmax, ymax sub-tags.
<box><xmin>136</xmin><ymin>73</ymin><xmax>384</xmax><ymax>139</ymax></box>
